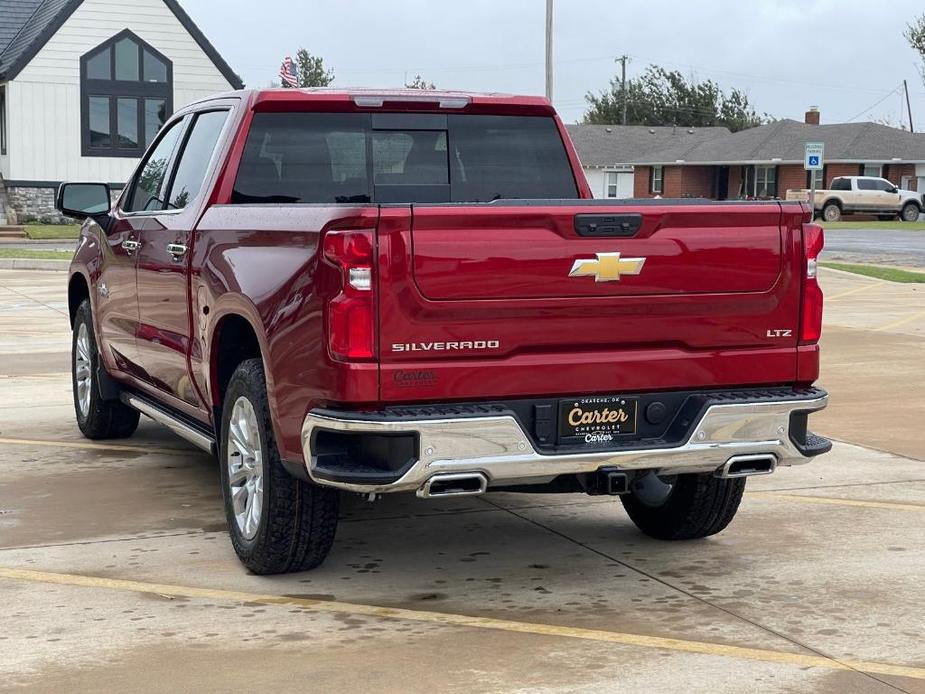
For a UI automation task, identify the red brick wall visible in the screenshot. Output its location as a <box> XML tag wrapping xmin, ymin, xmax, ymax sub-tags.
<box><xmin>883</xmin><ymin>164</ymin><xmax>916</xmax><ymax>190</ymax></box>
<box><xmin>680</xmin><ymin>166</ymin><xmax>714</xmax><ymax>198</ymax></box>
<box><xmin>824</xmin><ymin>163</ymin><xmax>860</xmax><ymax>186</ymax></box>
<box><xmin>778</xmin><ymin>165</ymin><xmax>807</xmax><ymax>196</ymax></box>
<box><xmin>635</xmin><ymin>162</ymin><xmax>920</xmax><ymax>198</ymax></box>
<box><xmin>663</xmin><ymin>166</ymin><xmax>683</xmax><ymax>197</ymax></box>
<box><xmin>634</xmin><ymin>166</ymin><xmax>652</xmax><ymax>197</ymax></box>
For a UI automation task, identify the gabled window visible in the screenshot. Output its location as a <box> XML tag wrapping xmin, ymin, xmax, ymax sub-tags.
<box><xmin>80</xmin><ymin>29</ymin><xmax>173</xmax><ymax>158</ymax></box>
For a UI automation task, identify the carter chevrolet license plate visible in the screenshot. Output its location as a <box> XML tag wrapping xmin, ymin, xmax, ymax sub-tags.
<box><xmin>558</xmin><ymin>396</ymin><xmax>638</xmax><ymax>443</ymax></box>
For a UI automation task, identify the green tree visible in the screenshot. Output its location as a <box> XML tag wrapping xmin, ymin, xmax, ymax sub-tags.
<box><xmin>905</xmin><ymin>15</ymin><xmax>925</xmax><ymax>82</ymax></box>
<box><xmin>583</xmin><ymin>65</ymin><xmax>767</xmax><ymax>132</ymax></box>
<box><xmin>289</xmin><ymin>48</ymin><xmax>334</xmax><ymax>88</ymax></box>
<box><xmin>405</xmin><ymin>74</ymin><xmax>435</xmax><ymax>90</ymax></box>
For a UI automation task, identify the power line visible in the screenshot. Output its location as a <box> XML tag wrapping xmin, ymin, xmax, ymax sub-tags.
<box><xmin>846</xmin><ymin>84</ymin><xmax>904</xmax><ymax>122</ymax></box>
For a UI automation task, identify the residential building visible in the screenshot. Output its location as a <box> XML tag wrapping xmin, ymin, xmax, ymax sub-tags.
<box><xmin>569</xmin><ymin>109</ymin><xmax>925</xmax><ymax>200</ymax></box>
<box><xmin>0</xmin><ymin>0</ymin><xmax>242</xmax><ymax>223</ymax></box>
<box><xmin>566</xmin><ymin>124</ymin><xmax>730</xmax><ymax>200</ymax></box>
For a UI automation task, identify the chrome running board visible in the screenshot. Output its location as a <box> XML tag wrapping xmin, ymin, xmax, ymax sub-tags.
<box><xmin>121</xmin><ymin>393</ymin><xmax>215</xmax><ymax>454</ymax></box>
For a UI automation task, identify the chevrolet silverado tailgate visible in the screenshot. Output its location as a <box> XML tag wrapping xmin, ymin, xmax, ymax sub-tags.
<box><xmin>376</xmin><ymin>200</ymin><xmax>806</xmax><ymax>402</ymax></box>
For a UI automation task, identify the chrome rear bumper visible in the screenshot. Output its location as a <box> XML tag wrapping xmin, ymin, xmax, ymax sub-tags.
<box><xmin>300</xmin><ymin>391</ymin><xmax>828</xmax><ymax>495</ymax></box>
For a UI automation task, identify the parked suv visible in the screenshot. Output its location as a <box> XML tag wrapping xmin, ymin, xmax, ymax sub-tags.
<box><xmin>58</xmin><ymin>89</ymin><xmax>830</xmax><ymax>574</ymax></box>
<box><xmin>787</xmin><ymin>175</ymin><xmax>923</xmax><ymax>222</ymax></box>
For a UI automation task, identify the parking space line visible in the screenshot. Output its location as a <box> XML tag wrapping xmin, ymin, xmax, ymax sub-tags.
<box><xmin>0</xmin><ymin>436</ymin><xmax>197</xmax><ymax>456</ymax></box>
<box><xmin>1</xmin><ymin>566</ymin><xmax>923</xmax><ymax>680</ymax></box>
<box><xmin>762</xmin><ymin>493</ymin><xmax>925</xmax><ymax>512</ymax></box>
<box><xmin>874</xmin><ymin>308</ymin><xmax>925</xmax><ymax>332</ymax></box>
<box><xmin>826</xmin><ymin>281</ymin><xmax>884</xmax><ymax>301</ymax></box>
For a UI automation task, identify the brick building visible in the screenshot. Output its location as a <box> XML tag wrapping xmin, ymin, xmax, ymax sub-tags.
<box><xmin>568</xmin><ymin>109</ymin><xmax>925</xmax><ymax>200</ymax></box>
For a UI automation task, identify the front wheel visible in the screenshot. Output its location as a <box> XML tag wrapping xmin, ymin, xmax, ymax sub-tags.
<box><xmin>822</xmin><ymin>203</ymin><xmax>841</xmax><ymax>222</ymax></box>
<box><xmin>219</xmin><ymin>358</ymin><xmax>339</xmax><ymax>574</ymax></box>
<box><xmin>621</xmin><ymin>471</ymin><xmax>745</xmax><ymax>540</ymax></box>
<box><xmin>72</xmin><ymin>299</ymin><xmax>139</xmax><ymax>439</ymax></box>
<box><xmin>901</xmin><ymin>203</ymin><xmax>920</xmax><ymax>222</ymax></box>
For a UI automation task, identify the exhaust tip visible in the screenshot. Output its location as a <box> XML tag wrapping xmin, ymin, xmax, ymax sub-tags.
<box><xmin>417</xmin><ymin>472</ymin><xmax>488</xmax><ymax>499</ymax></box>
<box><xmin>716</xmin><ymin>454</ymin><xmax>777</xmax><ymax>479</ymax></box>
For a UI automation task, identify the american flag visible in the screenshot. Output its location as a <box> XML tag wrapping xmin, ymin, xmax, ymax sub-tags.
<box><xmin>279</xmin><ymin>55</ymin><xmax>298</xmax><ymax>87</ymax></box>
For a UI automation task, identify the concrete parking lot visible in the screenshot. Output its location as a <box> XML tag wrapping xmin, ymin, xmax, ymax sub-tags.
<box><xmin>1</xmin><ymin>268</ymin><xmax>924</xmax><ymax>693</ymax></box>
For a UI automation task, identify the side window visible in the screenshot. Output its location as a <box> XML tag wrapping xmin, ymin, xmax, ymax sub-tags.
<box><xmin>164</xmin><ymin>110</ymin><xmax>228</xmax><ymax>210</ymax></box>
<box><xmin>125</xmin><ymin>118</ymin><xmax>183</xmax><ymax>212</ymax></box>
<box><xmin>875</xmin><ymin>179</ymin><xmax>894</xmax><ymax>192</ymax></box>
<box><xmin>650</xmin><ymin>165</ymin><xmax>664</xmax><ymax>194</ymax></box>
<box><xmin>831</xmin><ymin>178</ymin><xmax>850</xmax><ymax>191</ymax></box>
<box><xmin>856</xmin><ymin>179</ymin><xmax>876</xmax><ymax>191</ymax></box>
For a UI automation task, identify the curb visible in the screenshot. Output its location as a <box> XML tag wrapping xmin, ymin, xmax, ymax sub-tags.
<box><xmin>0</xmin><ymin>258</ymin><xmax>70</xmax><ymax>271</ymax></box>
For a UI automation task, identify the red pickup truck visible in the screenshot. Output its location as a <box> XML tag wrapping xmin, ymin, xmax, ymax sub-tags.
<box><xmin>58</xmin><ymin>89</ymin><xmax>830</xmax><ymax>574</ymax></box>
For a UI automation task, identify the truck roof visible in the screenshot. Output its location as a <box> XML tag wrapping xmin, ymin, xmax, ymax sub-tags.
<box><xmin>183</xmin><ymin>88</ymin><xmax>556</xmax><ymax>116</ymax></box>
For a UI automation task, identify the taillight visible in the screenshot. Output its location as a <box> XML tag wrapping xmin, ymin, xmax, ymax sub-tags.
<box><xmin>800</xmin><ymin>224</ymin><xmax>824</xmax><ymax>344</ymax></box>
<box><xmin>323</xmin><ymin>230</ymin><xmax>376</xmax><ymax>361</ymax></box>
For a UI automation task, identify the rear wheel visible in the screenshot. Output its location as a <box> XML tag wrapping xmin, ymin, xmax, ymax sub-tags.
<box><xmin>72</xmin><ymin>299</ymin><xmax>139</xmax><ymax>439</ymax></box>
<box><xmin>621</xmin><ymin>471</ymin><xmax>745</xmax><ymax>540</ymax></box>
<box><xmin>822</xmin><ymin>202</ymin><xmax>841</xmax><ymax>222</ymax></box>
<box><xmin>219</xmin><ymin>358</ymin><xmax>339</xmax><ymax>574</ymax></box>
<box><xmin>901</xmin><ymin>202</ymin><xmax>920</xmax><ymax>222</ymax></box>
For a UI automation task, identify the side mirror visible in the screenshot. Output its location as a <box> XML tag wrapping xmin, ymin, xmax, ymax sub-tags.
<box><xmin>56</xmin><ymin>182</ymin><xmax>111</xmax><ymax>219</ymax></box>
<box><xmin>890</xmin><ymin>186</ymin><xmax>899</xmax><ymax>194</ymax></box>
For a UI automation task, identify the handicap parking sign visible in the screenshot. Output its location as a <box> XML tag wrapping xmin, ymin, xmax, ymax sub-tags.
<box><xmin>804</xmin><ymin>143</ymin><xmax>824</xmax><ymax>171</ymax></box>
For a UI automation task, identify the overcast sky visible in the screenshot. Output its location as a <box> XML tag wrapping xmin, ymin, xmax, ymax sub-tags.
<box><xmin>183</xmin><ymin>0</ymin><xmax>925</xmax><ymax>127</ymax></box>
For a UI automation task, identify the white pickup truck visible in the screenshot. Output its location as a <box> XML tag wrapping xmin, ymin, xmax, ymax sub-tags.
<box><xmin>786</xmin><ymin>176</ymin><xmax>923</xmax><ymax>222</ymax></box>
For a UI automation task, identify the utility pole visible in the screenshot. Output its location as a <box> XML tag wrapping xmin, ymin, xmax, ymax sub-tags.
<box><xmin>617</xmin><ymin>55</ymin><xmax>629</xmax><ymax>125</ymax></box>
<box><xmin>545</xmin><ymin>0</ymin><xmax>553</xmax><ymax>103</ymax></box>
<box><xmin>904</xmin><ymin>79</ymin><xmax>915</xmax><ymax>133</ymax></box>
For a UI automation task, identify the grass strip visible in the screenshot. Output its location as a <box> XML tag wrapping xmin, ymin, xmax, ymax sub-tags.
<box><xmin>820</xmin><ymin>262</ymin><xmax>925</xmax><ymax>283</ymax></box>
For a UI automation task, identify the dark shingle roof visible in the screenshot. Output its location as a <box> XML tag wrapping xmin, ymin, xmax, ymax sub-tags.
<box><xmin>569</xmin><ymin>120</ymin><xmax>925</xmax><ymax>166</ymax></box>
<box><xmin>0</xmin><ymin>0</ymin><xmax>43</xmax><ymax>53</ymax></box>
<box><xmin>663</xmin><ymin>119</ymin><xmax>925</xmax><ymax>163</ymax></box>
<box><xmin>566</xmin><ymin>124</ymin><xmax>731</xmax><ymax>167</ymax></box>
<box><xmin>0</xmin><ymin>0</ymin><xmax>243</xmax><ymax>88</ymax></box>
<box><xmin>0</xmin><ymin>0</ymin><xmax>75</xmax><ymax>80</ymax></box>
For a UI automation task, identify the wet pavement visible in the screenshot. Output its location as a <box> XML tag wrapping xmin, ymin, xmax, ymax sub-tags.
<box><xmin>0</xmin><ymin>269</ymin><xmax>923</xmax><ymax>693</ymax></box>
<box><xmin>821</xmin><ymin>228</ymin><xmax>925</xmax><ymax>270</ymax></box>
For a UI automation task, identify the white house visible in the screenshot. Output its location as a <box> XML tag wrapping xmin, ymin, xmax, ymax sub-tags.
<box><xmin>0</xmin><ymin>0</ymin><xmax>242</xmax><ymax>223</ymax></box>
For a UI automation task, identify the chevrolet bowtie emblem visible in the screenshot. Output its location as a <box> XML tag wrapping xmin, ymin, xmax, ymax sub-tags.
<box><xmin>568</xmin><ymin>252</ymin><xmax>646</xmax><ymax>282</ymax></box>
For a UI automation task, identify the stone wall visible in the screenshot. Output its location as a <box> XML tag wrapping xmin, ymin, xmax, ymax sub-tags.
<box><xmin>2</xmin><ymin>184</ymin><xmax>123</xmax><ymax>224</ymax></box>
<box><xmin>5</xmin><ymin>186</ymin><xmax>66</xmax><ymax>224</ymax></box>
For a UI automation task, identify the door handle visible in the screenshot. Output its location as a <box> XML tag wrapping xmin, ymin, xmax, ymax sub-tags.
<box><xmin>121</xmin><ymin>238</ymin><xmax>140</xmax><ymax>253</ymax></box>
<box><xmin>166</xmin><ymin>243</ymin><xmax>188</xmax><ymax>259</ymax></box>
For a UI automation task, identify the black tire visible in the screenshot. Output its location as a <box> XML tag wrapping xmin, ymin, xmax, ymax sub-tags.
<box><xmin>219</xmin><ymin>358</ymin><xmax>338</xmax><ymax>574</ymax></box>
<box><xmin>822</xmin><ymin>202</ymin><xmax>841</xmax><ymax>222</ymax></box>
<box><xmin>901</xmin><ymin>202</ymin><xmax>920</xmax><ymax>222</ymax></box>
<box><xmin>621</xmin><ymin>472</ymin><xmax>745</xmax><ymax>540</ymax></box>
<box><xmin>72</xmin><ymin>299</ymin><xmax>140</xmax><ymax>439</ymax></box>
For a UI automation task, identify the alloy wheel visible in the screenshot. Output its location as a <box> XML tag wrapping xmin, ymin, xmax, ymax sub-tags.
<box><xmin>74</xmin><ymin>322</ymin><xmax>92</xmax><ymax>418</ymax></box>
<box><xmin>227</xmin><ymin>396</ymin><xmax>264</xmax><ymax>540</ymax></box>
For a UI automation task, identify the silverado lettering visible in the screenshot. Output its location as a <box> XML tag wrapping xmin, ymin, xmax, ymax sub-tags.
<box><xmin>392</xmin><ymin>340</ymin><xmax>501</xmax><ymax>352</ymax></box>
<box><xmin>59</xmin><ymin>88</ymin><xmax>830</xmax><ymax>575</ymax></box>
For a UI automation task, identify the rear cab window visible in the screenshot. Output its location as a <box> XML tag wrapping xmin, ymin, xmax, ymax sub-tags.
<box><xmin>231</xmin><ymin>112</ymin><xmax>578</xmax><ymax>204</ymax></box>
